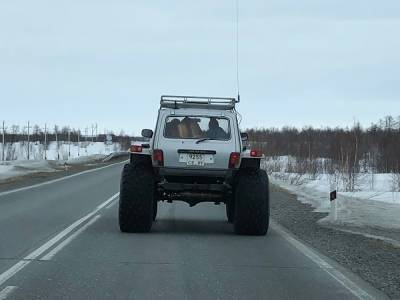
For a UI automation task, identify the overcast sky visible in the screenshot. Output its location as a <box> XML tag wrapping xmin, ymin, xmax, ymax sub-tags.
<box><xmin>1</xmin><ymin>1</ymin><xmax>399</xmax><ymax>135</ymax></box>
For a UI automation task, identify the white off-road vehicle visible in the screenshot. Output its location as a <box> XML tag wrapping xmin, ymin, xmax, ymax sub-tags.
<box><xmin>119</xmin><ymin>96</ymin><xmax>269</xmax><ymax>235</ymax></box>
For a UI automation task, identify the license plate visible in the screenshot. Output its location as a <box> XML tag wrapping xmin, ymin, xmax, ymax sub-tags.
<box><xmin>179</xmin><ymin>153</ymin><xmax>214</xmax><ymax>166</ymax></box>
<box><xmin>187</xmin><ymin>153</ymin><xmax>204</xmax><ymax>166</ymax></box>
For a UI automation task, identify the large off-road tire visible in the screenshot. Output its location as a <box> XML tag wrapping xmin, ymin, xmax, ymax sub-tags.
<box><xmin>233</xmin><ymin>169</ymin><xmax>270</xmax><ymax>235</ymax></box>
<box><xmin>225</xmin><ymin>193</ymin><xmax>235</xmax><ymax>223</ymax></box>
<box><xmin>119</xmin><ymin>163</ymin><xmax>154</xmax><ymax>233</ymax></box>
<box><xmin>153</xmin><ymin>199</ymin><xmax>158</xmax><ymax>221</ymax></box>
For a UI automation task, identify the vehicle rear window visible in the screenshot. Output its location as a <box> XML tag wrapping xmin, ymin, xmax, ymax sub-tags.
<box><xmin>164</xmin><ymin>116</ymin><xmax>231</xmax><ymax>140</ymax></box>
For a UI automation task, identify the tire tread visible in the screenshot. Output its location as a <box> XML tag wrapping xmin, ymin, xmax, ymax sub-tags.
<box><xmin>233</xmin><ymin>169</ymin><xmax>270</xmax><ymax>235</ymax></box>
<box><xmin>119</xmin><ymin>163</ymin><xmax>154</xmax><ymax>233</ymax></box>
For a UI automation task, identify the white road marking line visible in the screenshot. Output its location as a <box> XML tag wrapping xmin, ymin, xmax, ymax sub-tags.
<box><xmin>0</xmin><ymin>192</ymin><xmax>119</xmax><ymax>287</ymax></box>
<box><xmin>97</xmin><ymin>193</ymin><xmax>119</xmax><ymax>210</ymax></box>
<box><xmin>41</xmin><ymin>215</ymin><xmax>101</xmax><ymax>261</ymax></box>
<box><xmin>271</xmin><ymin>221</ymin><xmax>373</xmax><ymax>300</ymax></box>
<box><xmin>105</xmin><ymin>199</ymin><xmax>117</xmax><ymax>209</ymax></box>
<box><xmin>0</xmin><ymin>286</ymin><xmax>18</xmax><ymax>300</ymax></box>
<box><xmin>0</xmin><ymin>160</ymin><xmax>127</xmax><ymax>198</ymax></box>
<box><xmin>0</xmin><ymin>261</ymin><xmax>28</xmax><ymax>289</ymax></box>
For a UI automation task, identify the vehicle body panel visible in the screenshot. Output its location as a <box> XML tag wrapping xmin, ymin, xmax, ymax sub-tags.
<box><xmin>152</xmin><ymin>108</ymin><xmax>242</xmax><ymax>172</ymax></box>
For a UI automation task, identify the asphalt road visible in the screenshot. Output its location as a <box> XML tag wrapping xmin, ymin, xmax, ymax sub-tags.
<box><xmin>0</xmin><ymin>162</ymin><xmax>384</xmax><ymax>299</ymax></box>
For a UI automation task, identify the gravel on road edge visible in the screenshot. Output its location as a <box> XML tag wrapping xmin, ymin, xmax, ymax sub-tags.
<box><xmin>270</xmin><ymin>184</ymin><xmax>400</xmax><ymax>299</ymax></box>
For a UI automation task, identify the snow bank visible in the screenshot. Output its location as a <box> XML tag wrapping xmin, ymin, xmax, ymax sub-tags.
<box><xmin>0</xmin><ymin>160</ymin><xmax>58</xmax><ymax>180</ymax></box>
<box><xmin>264</xmin><ymin>156</ymin><xmax>400</xmax><ymax>231</ymax></box>
<box><xmin>0</xmin><ymin>142</ymin><xmax>128</xmax><ymax>181</ymax></box>
<box><xmin>263</xmin><ymin>156</ymin><xmax>400</xmax><ymax>205</ymax></box>
<box><xmin>271</xmin><ymin>175</ymin><xmax>400</xmax><ymax>231</ymax></box>
<box><xmin>1</xmin><ymin>141</ymin><xmax>123</xmax><ymax>161</ymax></box>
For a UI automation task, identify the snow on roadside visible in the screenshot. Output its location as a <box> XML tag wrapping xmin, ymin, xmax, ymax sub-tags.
<box><xmin>0</xmin><ymin>160</ymin><xmax>58</xmax><ymax>181</ymax></box>
<box><xmin>1</xmin><ymin>141</ymin><xmax>122</xmax><ymax>161</ymax></box>
<box><xmin>65</xmin><ymin>154</ymin><xmax>108</xmax><ymax>165</ymax></box>
<box><xmin>264</xmin><ymin>156</ymin><xmax>400</xmax><ymax>233</ymax></box>
<box><xmin>271</xmin><ymin>175</ymin><xmax>400</xmax><ymax>231</ymax></box>
<box><xmin>0</xmin><ymin>142</ymin><xmax>127</xmax><ymax>181</ymax></box>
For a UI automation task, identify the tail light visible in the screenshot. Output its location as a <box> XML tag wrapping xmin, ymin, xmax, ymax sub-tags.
<box><xmin>229</xmin><ymin>152</ymin><xmax>240</xmax><ymax>168</ymax></box>
<box><xmin>250</xmin><ymin>149</ymin><xmax>262</xmax><ymax>157</ymax></box>
<box><xmin>130</xmin><ymin>145</ymin><xmax>142</xmax><ymax>153</ymax></box>
<box><xmin>153</xmin><ymin>149</ymin><xmax>164</xmax><ymax>166</ymax></box>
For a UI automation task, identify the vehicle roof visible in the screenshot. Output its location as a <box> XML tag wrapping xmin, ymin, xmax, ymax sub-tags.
<box><xmin>160</xmin><ymin>95</ymin><xmax>237</xmax><ymax>110</ymax></box>
<box><xmin>159</xmin><ymin>108</ymin><xmax>237</xmax><ymax>118</ymax></box>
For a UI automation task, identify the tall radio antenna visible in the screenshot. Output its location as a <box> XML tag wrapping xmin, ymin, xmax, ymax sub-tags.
<box><xmin>235</xmin><ymin>0</ymin><xmax>240</xmax><ymax>103</ymax></box>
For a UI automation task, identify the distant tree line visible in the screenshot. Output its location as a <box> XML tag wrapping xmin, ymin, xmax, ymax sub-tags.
<box><xmin>1</xmin><ymin>125</ymin><xmax>134</xmax><ymax>150</ymax></box>
<box><xmin>247</xmin><ymin>115</ymin><xmax>400</xmax><ymax>175</ymax></box>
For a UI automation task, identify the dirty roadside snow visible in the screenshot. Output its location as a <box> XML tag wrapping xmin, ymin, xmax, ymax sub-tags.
<box><xmin>263</xmin><ymin>156</ymin><xmax>400</xmax><ymax>245</ymax></box>
<box><xmin>0</xmin><ymin>142</ymin><xmax>127</xmax><ymax>181</ymax></box>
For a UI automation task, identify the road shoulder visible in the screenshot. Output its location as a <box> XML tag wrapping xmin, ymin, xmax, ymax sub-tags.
<box><xmin>270</xmin><ymin>184</ymin><xmax>400</xmax><ymax>299</ymax></box>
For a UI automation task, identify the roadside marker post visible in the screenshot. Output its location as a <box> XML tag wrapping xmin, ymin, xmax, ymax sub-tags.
<box><xmin>85</xmin><ymin>127</ymin><xmax>88</xmax><ymax>155</ymax></box>
<box><xmin>78</xmin><ymin>130</ymin><xmax>80</xmax><ymax>157</ymax></box>
<box><xmin>44</xmin><ymin>123</ymin><xmax>47</xmax><ymax>160</ymax></box>
<box><xmin>330</xmin><ymin>190</ymin><xmax>337</xmax><ymax>222</ymax></box>
<box><xmin>329</xmin><ymin>176</ymin><xmax>338</xmax><ymax>222</ymax></box>
<box><xmin>26</xmin><ymin>121</ymin><xmax>31</xmax><ymax>160</ymax></box>
<box><xmin>68</xmin><ymin>127</ymin><xmax>71</xmax><ymax>158</ymax></box>
<box><xmin>54</xmin><ymin>126</ymin><xmax>59</xmax><ymax>160</ymax></box>
<box><xmin>1</xmin><ymin>121</ymin><xmax>6</xmax><ymax>161</ymax></box>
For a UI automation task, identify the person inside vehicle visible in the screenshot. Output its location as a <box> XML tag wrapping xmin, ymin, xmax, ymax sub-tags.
<box><xmin>189</xmin><ymin>118</ymin><xmax>203</xmax><ymax>138</ymax></box>
<box><xmin>165</xmin><ymin>118</ymin><xmax>181</xmax><ymax>138</ymax></box>
<box><xmin>206</xmin><ymin>117</ymin><xmax>228</xmax><ymax>139</ymax></box>
<box><xmin>176</xmin><ymin>117</ymin><xmax>204</xmax><ymax>138</ymax></box>
<box><xmin>176</xmin><ymin>117</ymin><xmax>190</xmax><ymax>138</ymax></box>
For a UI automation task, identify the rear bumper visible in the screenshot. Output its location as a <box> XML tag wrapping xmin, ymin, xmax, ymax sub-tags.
<box><xmin>155</xmin><ymin>167</ymin><xmax>236</xmax><ymax>205</ymax></box>
<box><xmin>159</xmin><ymin>182</ymin><xmax>227</xmax><ymax>192</ymax></box>
<box><xmin>157</xmin><ymin>167</ymin><xmax>231</xmax><ymax>178</ymax></box>
<box><xmin>155</xmin><ymin>166</ymin><xmax>235</xmax><ymax>191</ymax></box>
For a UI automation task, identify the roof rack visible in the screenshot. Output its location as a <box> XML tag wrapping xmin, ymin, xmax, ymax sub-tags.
<box><xmin>160</xmin><ymin>95</ymin><xmax>238</xmax><ymax>110</ymax></box>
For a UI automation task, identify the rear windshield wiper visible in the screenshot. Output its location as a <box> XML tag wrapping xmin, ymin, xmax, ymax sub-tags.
<box><xmin>195</xmin><ymin>138</ymin><xmax>218</xmax><ymax>144</ymax></box>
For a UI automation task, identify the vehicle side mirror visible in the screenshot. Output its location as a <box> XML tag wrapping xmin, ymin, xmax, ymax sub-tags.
<box><xmin>240</xmin><ymin>132</ymin><xmax>248</xmax><ymax>141</ymax></box>
<box><xmin>141</xmin><ymin>129</ymin><xmax>153</xmax><ymax>138</ymax></box>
